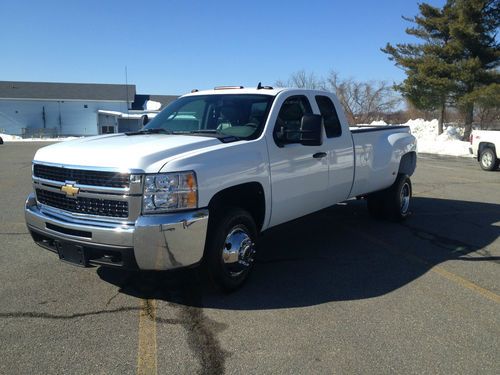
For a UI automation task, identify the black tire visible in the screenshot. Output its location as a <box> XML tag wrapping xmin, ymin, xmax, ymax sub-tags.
<box><xmin>367</xmin><ymin>192</ymin><xmax>385</xmax><ymax>219</ymax></box>
<box><xmin>479</xmin><ymin>148</ymin><xmax>499</xmax><ymax>171</ymax></box>
<box><xmin>385</xmin><ymin>174</ymin><xmax>412</xmax><ymax>221</ymax></box>
<box><xmin>204</xmin><ymin>208</ymin><xmax>258</xmax><ymax>292</ymax></box>
<box><xmin>366</xmin><ymin>174</ymin><xmax>412</xmax><ymax>222</ymax></box>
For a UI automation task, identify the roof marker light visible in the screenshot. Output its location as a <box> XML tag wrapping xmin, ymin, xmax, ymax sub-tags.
<box><xmin>214</xmin><ymin>86</ymin><xmax>244</xmax><ymax>90</ymax></box>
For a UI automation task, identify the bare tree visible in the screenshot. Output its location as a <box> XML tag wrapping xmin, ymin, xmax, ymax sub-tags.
<box><xmin>276</xmin><ymin>70</ymin><xmax>401</xmax><ymax>124</ymax></box>
<box><xmin>473</xmin><ymin>84</ymin><xmax>500</xmax><ymax>130</ymax></box>
<box><xmin>275</xmin><ymin>70</ymin><xmax>323</xmax><ymax>90</ymax></box>
<box><xmin>475</xmin><ymin>105</ymin><xmax>500</xmax><ymax>129</ymax></box>
<box><xmin>324</xmin><ymin>71</ymin><xmax>401</xmax><ymax>124</ymax></box>
<box><xmin>323</xmin><ymin>72</ymin><xmax>357</xmax><ymax>123</ymax></box>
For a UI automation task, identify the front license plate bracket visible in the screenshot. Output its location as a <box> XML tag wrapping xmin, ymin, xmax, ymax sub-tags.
<box><xmin>56</xmin><ymin>242</ymin><xmax>88</xmax><ymax>267</ymax></box>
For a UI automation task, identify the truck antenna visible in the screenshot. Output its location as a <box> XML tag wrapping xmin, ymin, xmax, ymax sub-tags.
<box><xmin>257</xmin><ymin>82</ymin><xmax>273</xmax><ymax>90</ymax></box>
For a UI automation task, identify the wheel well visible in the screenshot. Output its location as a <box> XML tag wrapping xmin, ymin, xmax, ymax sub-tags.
<box><xmin>398</xmin><ymin>152</ymin><xmax>416</xmax><ymax>176</ymax></box>
<box><xmin>478</xmin><ymin>142</ymin><xmax>496</xmax><ymax>161</ymax></box>
<box><xmin>208</xmin><ymin>182</ymin><xmax>266</xmax><ymax>231</ymax></box>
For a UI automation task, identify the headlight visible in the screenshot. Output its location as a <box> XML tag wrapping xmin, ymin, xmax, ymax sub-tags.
<box><xmin>142</xmin><ymin>171</ymin><xmax>198</xmax><ymax>213</ymax></box>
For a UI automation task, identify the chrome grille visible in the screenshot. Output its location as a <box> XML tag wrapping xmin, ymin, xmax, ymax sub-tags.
<box><xmin>36</xmin><ymin>189</ymin><xmax>129</xmax><ymax>218</ymax></box>
<box><xmin>33</xmin><ymin>164</ymin><xmax>130</xmax><ymax>188</ymax></box>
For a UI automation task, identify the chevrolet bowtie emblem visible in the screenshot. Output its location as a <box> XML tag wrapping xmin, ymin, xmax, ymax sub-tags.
<box><xmin>61</xmin><ymin>183</ymin><xmax>79</xmax><ymax>197</ymax></box>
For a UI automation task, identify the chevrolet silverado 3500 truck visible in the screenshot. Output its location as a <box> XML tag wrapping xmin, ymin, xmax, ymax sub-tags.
<box><xmin>25</xmin><ymin>86</ymin><xmax>417</xmax><ymax>290</ymax></box>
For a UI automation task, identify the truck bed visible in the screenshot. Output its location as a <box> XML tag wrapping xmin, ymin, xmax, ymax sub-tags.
<box><xmin>348</xmin><ymin>125</ymin><xmax>415</xmax><ymax>198</ymax></box>
<box><xmin>349</xmin><ymin>125</ymin><xmax>410</xmax><ymax>133</ymax></box>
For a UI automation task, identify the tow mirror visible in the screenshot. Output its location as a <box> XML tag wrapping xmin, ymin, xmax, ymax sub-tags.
<box><xmin>275</xmin><ymin>114</ymin><xmax>323</xmax><ymax>147</ymax></box>
<box><xmin>299</xmin><ymin>114</ymin><xmax>323</xmax><ymax>146</ymax></box>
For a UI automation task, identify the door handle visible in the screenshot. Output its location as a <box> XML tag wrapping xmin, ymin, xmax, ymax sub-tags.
<box><xmin>313</xmin><ymin>152</ymin><xmax>327</xmax><ymax>159</ymax></box>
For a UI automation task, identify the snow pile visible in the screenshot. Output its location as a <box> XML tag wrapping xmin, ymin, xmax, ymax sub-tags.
<box><xmin>370</xmin><ymin>120</ymin><xmax>388</xmax><ymax>126</ymax></box>
<box><xmin>0</xmin><ymin>133</ymin><xmax>78</xmax><ymax>142</ymax></box>
<box><xmin>1</xmin><ymin>119</ymin><xmax>472</xmax><ymax>157</ymax></box>
<box><xmin>144</xmin><ymin>100</ymin><xmax>162</xmax><ymax>111</ymax></box>
<box><xmin>403</xmin><ymin>119</ymin><xmax>472</xmax><ymax>157</ymax></box>
<box><xmin>0</xmin><ymin>133</ymin><xmax>22</xmax><ymax>141</ymax></box>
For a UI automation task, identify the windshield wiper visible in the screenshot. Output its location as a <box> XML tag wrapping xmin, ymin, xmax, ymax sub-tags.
<box><xmin>185</xmin><ymin>129</ymin><xmax>241</xmax><ymax>143</ymax></box>
<box><xmin>187</xmin><ymin>129</ymin><xmax>220</xmax><ymax>134</ymax></box>
<box><xmin>125</xmin><ymin>128</ymin><xmax>172</xmax><ymax>136</ymax></box>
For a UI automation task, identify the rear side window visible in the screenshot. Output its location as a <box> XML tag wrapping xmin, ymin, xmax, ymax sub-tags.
<box><xmin>315</xmin><ymin>95</ymin><xmax>342</xmax><ymax>138</ymax></box>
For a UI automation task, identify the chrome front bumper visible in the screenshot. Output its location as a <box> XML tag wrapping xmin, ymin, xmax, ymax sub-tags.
<box><xmin>25</xmin><ymin>193</ymin><xmax>209</xmax><ymax>270</ymax></box>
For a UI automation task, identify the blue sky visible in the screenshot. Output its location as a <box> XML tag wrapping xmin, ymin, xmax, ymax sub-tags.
<box><xmin>0</xmin><ymin>0</ymin><xmax>445</xmax><ymax>95</ymax></box>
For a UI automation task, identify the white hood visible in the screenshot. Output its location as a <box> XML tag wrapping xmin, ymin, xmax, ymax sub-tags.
<box><xmin>34</xmin><ymin>133</ymin><xmax>221</xmax><ymax>173</ymax></box>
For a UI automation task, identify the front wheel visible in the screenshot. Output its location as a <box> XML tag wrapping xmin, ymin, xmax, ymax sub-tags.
<box><xmin>479</xmin><ymin>148</ymin><xmax>499</xmax><ymax>171</ymax></box>
<box><xmin>204</xmin><ymin>208</ymin><xmax>258</xmax><ymax>292</ymax></box>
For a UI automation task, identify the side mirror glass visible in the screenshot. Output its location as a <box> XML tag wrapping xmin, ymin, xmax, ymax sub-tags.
<box><xmin>299</xmin><ymin>114</ymin><xmax>323</xmax><ymax>146</ymax></box>
<box><xmin>274</xmin><ymin>114</ymin><xmax>323</xmax><ymax>147</ymax></box>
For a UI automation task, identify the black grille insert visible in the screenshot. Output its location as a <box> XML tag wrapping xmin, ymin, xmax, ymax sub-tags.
<box><xmin>36</xmin><ymin>189</ymin><xmax>129</xmax><ymax>218</ymax></box>
<box><xmin>46</xmin><ymin>223</ymin><xmax>92</xmax><ymax>238</ymax></box>
<box><xmin>34</xmin><ymin>164</ymin><xmax>130</xmax><ymax>188</ymax></box>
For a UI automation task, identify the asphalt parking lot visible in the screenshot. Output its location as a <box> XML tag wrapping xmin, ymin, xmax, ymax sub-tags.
<box><xmin>0</xmin><ymin>142</ymin><xmax>499</xmax><ymax>374</ymax></box>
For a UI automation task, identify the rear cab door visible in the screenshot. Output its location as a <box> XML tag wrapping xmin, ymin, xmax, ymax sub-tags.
<box><xmin>312</xmin><ymin>94</ymin><xmax>355</xmax><ymax>205</ymax></box>
<box><xmin>266</xmin><ymin>91</ymin><xmax>329</xmax><ymax>227</ymax></box>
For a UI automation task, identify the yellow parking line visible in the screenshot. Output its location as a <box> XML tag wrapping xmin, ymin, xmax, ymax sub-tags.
<box><xmin>137</xmin><ymin>299</ymin><xmax>158</xmax><ymax>375</ymax></box>
<box><xmin>353</xmin><ymin>230</ymin><xmax>500</xmax><ymax>304</ymax></box>
<box><xmin>431</xmin><ymin>265</ymin><xmax>500</xmax><ymax>303</ymax></box>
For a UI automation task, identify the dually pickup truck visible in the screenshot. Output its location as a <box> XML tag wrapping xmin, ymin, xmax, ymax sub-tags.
<box><xmin>25</xmin><ymin>86</ymin><xmax>417</xmax><ymax>290</ymax></box>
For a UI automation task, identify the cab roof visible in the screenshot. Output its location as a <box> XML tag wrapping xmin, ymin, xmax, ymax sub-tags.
<box><xmin>181</xmin><ymin>86</ymin><xmax>287</xmax><ymax>98</ymax></box>
<box><xmin>179</xmin><ymin>86</ymin><xmax>337</xmax><ymax>101</ymax></box>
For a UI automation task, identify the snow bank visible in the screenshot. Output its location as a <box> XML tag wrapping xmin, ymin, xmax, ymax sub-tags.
<box><xmin>0</xmin><ymin>133</ymin><xmax>78</xmax><ymax>142</ymax></box>
<box><xmin>2</xmin><ymin>119</ymin><xmax>472</xmax><ymax>157</ymax></box>
<box><xmin>370</xmin><ymin>120</ymin><xmax>388</xmax><ymax>126</ymax></box>
<box><xmin>361</xmin><ymin>119</ymin><xmax>472</xmax><ymax>157</ymax></box>
<box><xmin>144</xmin><ymin>100</ymin><xmax>162</xmax><ymax>111</ymax></box>
<box><xmin>0</xmin><ymin>133</ymin><xmax>22</xmax><ymax>141</ymax></box>
<box><xmin>402</xmin><ymin>119</ymin><xmax>472</xmax><ymax>157</ymax></box>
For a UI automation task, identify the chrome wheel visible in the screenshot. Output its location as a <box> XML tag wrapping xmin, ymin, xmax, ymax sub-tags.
<box><xmin>221</xmin><ymin>226</ymin><xmax>255</xmax><ymax>277</ymax></box>
<box><xmin>400</xmin><ymin>182</ymin><xmax>411</xmax><ymax>214</ymax></box>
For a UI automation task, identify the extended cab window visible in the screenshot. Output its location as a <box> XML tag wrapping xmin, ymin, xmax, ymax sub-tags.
<box><xmin>315</xmin><ymin>95</ymin><xmax>342</xmax><ymax>138</ymax></box>
<box><xmin>274</xmin><ymin>96</ymin><xmax>312</xmax><ymax>142</ymax></box>
<box><xmin>145</xmin><ymin>94</ymin><xmax>274</xmax><ymax>140</ymax></box>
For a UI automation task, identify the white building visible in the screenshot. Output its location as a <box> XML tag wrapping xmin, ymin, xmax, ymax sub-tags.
<box><xmin>0</xmin><ymin>81</ymin><xmax>177</xmax><ymax>137</ymax></box>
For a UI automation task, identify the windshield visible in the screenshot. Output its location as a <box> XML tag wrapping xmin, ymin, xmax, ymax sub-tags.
<box><xmin>144</xmin><ymin>94</ymin><xmax>274</xmax><ymax>139</ymax></box>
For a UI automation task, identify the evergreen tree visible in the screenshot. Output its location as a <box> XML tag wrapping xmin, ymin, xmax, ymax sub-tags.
<box><xmin>449</xmin><ymin>0</ymin><xmax>499</xmax><ymax>138</ymax></box>
<box><xmin>383</xmin><ymin>0</ymin><xmax>499</xmax><ymax>138</ymax></box>
<box><xmin>382</xmin><ymin>3</ymin><xmax>456</xmax><ymax>134</ymax></box>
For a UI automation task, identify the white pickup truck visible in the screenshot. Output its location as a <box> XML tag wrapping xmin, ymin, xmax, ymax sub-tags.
<box><xmin>469</xmin><ymin>130</ymin><xmax>500</xmax><ymax>171</ymax></box>
<box><xmin>25</xmin><ymin>86</ymin><xmax>417</xmax><ymax>290</ymax></box>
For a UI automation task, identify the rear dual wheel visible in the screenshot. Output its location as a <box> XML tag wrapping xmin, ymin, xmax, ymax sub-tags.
<box><xmin>367</xmin><ymin>174</ymin><xmax>412</xmax><ymax>221</ymax></box>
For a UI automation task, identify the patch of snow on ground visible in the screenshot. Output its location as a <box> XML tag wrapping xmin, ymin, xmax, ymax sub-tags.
<box><xmin>403</xmin><ymin>119</ymin><xmax>472</xmax><ymax>157</ymax></box>
<box><xmin>0</xmin><ymin>133</ymin><xmax>78</xmax><ymax>142</ymax></box>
